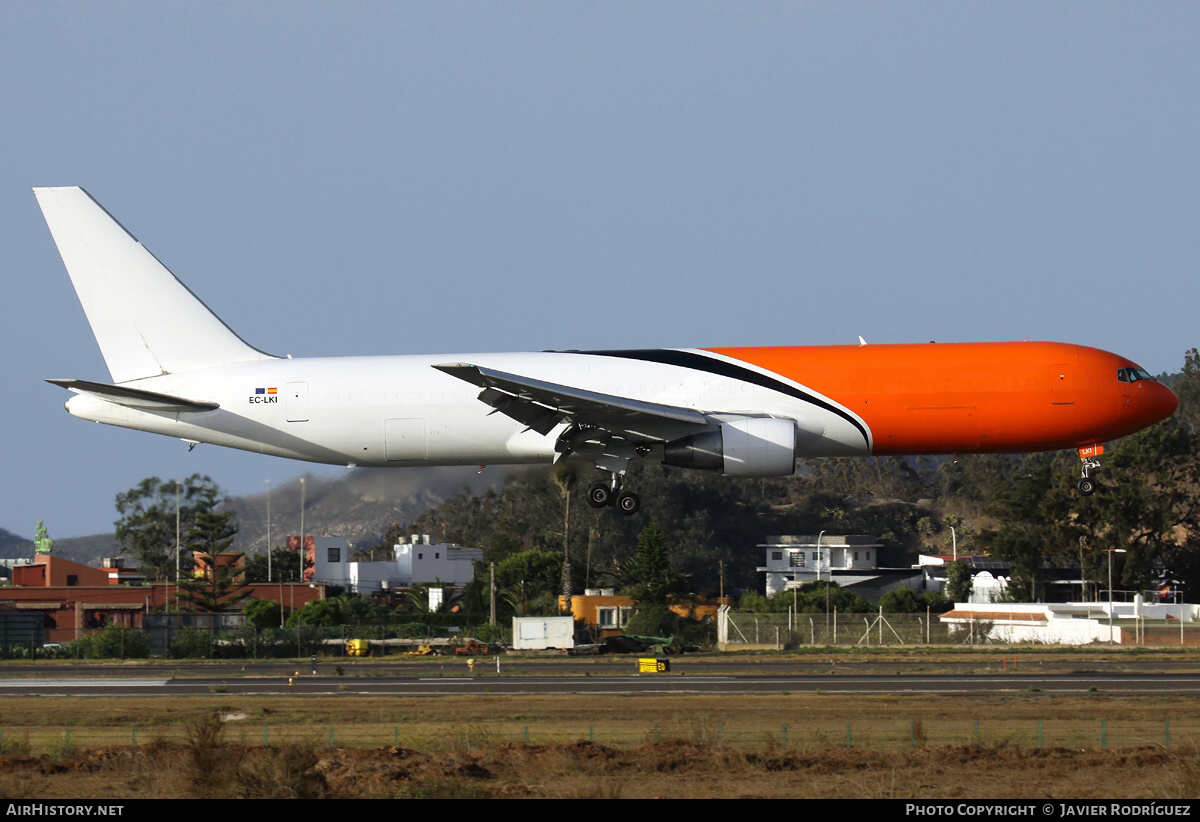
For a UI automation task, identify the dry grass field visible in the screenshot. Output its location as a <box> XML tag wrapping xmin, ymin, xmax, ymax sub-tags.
<box><xmin>2</xmin><ymin>688</ymin><xmax>1200</xmax><ymax>798</ymax></box>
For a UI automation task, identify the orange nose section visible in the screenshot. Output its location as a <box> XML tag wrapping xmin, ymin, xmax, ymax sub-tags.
<box><xmin>1139</xmin><ymin>380</ymin><xmax>1180</xmax><ymax>427</ymax></box>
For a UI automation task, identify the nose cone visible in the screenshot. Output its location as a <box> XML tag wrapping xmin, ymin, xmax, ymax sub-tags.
<box><xmin>1157</xmin><ymin>380</ymin><xmax>1180</xmax><ymax>420</ymax></box>
<box><xmin>1135</xmin><ymin>379</ymin><xmax>1179</xmax><ymax>427</ymax></box>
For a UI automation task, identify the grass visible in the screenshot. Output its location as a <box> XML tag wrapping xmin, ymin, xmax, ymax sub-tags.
<box><xmin>3</xmin><ymin>649</ymin><xmax>1200</xmax><ymax>797</ymax></box>
<box><xmin>0</xmin><ymin>692</ymin><xmax>1196</xmax><ymax>750</ymax></box>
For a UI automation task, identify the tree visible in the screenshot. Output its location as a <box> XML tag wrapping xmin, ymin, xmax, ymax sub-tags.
<box><xmin>1090</xmin><ymin>420</ymin><xmax>1200</xmax><ymax>593</ymax></box>
<box><xmin>335</xmin><ymin>592</ymin><xmax>391</xmax><ymax>625</ymax></box>
<box><xmin>979</xmin><ymin>455</ymin><xmax>1079</xmax><ymax>601</ymax></box>
<box><xmin>552</xmin><ymin>464</ymin><xmax>578</xmax><ymax>610</ymax></box>
<box><xmin>175</xmin><ymin>488</ymin><xmax>249</xmax><ymax>613</ymax></box>
<box><xmin>737</xmin><ymin>582</ymin><xmax>872</xmax><ymax>614</ymax></box>
<box><xmin>243</xmin><ymin>599</ymin><xmax>282</xmax><ymax>629</ymax></box>
<box><xmin>790</xmin><ymin>581</ymin><xmax>872</xmax><ymax>614</ymax></box>
<box><xmin>621</xmin><ymin>520</ymin><xmax>689</xmax><ymax>605</ymax></box>
<box><xmin>879</xmin><ymin>588</ymin><xmax>949</xmax><ymax>613</ymax></box>
<box><xmin>623</xmin><ymin>604</ymin><xmax>684</xmax><ymax>637</ymax></box>
<box><xmin>1169</xmin><ymin>348</ymin><xmax>1200</xmax><ymax>435</ymax></box>
<box><xmin>802</xmin><ymin>456</ymin><xmax>925</xmax><ymax>502</ymax></box>
<box><xmin>931</xmin><ymin>454</ymin><xmax>1020</xmax><ymax>503</ymax></box>
<box><xmin>945</xmin><ymin>559</ymin><xmax>974</xmax><ymax>604</ymax></box>
<box><xmin>286</xmin><ymin>598</ymin><xmax>343</xmax><ymax>627</ymax></box>
<box><xmin>114</xmin><ymin>475</ymin><xmax>224</xmax><ymax>581</ymax></box>
<box><xmin>177</xmin><ymin>552</ymin><xmax>252</xmax><ymax>614</ymax></box>
<box><xmin>243</xmin><ymin>545</ymin><xmax>305</xmax><ymax>583</ymax></box>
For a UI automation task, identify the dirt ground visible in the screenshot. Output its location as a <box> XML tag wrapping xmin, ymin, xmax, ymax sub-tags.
<box><xmin>2</xmin><ymin>738</ymin><xmax>1199</xmax><ymax>799</ymax></box>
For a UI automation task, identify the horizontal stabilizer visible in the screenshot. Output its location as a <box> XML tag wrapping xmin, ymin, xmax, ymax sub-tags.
<box><xmin>47</xmin><ymin>379</ymin><xmax>219</xmax><ymax>412</ymax></box>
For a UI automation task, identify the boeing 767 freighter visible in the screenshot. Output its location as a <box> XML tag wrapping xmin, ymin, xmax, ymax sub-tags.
<box><xmin>35</xmin><ymin>187</ymin><xmax>1178</xmax><ymax>514</ymax></box>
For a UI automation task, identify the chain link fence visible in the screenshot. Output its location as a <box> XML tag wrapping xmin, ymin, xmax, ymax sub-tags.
<box><xmin>719</xmin><ymin>609</ymin><xmax>1200</xmax><ymax>647</ymax></box>
<box><xmin>4</xmin><ymin>716</ymin><xmax>1198</xmax><ymax>755</ymax></box>
<box><xmin>720</xmin><ymin>610</ymin><xmax>973</xmax><ymax>647</ymax></box>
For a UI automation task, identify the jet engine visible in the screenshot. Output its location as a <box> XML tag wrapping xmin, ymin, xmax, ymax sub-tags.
<box><xmin>662</xmin><ymin>417</ymin><xmax>797</xmax><ymax>477</ymax></box>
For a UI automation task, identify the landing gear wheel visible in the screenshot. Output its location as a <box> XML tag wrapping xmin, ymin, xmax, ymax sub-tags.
<box><xmin>587</xmin><ymin>481</ymin><xmax>612</xmax><ymax>508</ymax></box>
<box><xmin>616</xmin><ymin>492</ymin><xmax>640</xmax><ymax>515</ymax></box>
<box><xmin>1078</xmin><ymin>478</ymin><xmax>1096</xmax><ymax>496</ymax></box>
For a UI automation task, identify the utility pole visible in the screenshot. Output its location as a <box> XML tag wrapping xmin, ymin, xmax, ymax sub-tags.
<box><xmin>489</xmin><ymin>562</ymin><xmax>496</xmax><ymax>626</ymax></box>
<box><xmin>266</xmin><ymin>479</ymin><xmax>272</xmax><ymax>583</ymax></box>
<box><xmin>299</xmin><ymin>476</ymin><xmax>306</xmax><ymax>583</ymax></box>
<box><xmin>175</xmin><ymin>480</ymin><xmax>181</xmax><ymax>615</ymax></box>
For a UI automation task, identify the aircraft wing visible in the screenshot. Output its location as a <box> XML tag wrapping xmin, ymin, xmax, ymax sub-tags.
<box><xmin>432</xmin><ymin>363</ymin><xmax>709</xmax><ymax>441</ymax></box>
<box><xmin>46</xmin><ymin>379</ymin><xmax>220</xmax><ymax>412</ymax></box>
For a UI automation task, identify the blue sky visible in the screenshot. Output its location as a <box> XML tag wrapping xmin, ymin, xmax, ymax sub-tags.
<box><xmin>2</xmin><ymin>2</ymin><xmax>1198</xmax><ymax>539</ymax></box>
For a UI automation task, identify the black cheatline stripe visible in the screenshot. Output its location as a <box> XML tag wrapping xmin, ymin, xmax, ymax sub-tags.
<box><xmin>559</xmin><ymin>348</ymin><xmax>870</xmax><ymax>448</ymax></box>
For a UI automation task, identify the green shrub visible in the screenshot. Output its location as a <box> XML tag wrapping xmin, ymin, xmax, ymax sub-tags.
<box><xmin>69</xmin><ymin>626</ymin><xmax>153</xmax><ymax>659</ymax></box>
<box><xmin>170</xmin><ymin>627</ymin><xmax>214</xmax><ymax>659</ymax></box>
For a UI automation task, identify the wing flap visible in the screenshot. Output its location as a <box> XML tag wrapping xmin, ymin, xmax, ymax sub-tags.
<box><xmin>433</xmin><ymin>363</ymin><xmax>710</xmax><ymax>440</ymax></box>
<box><xmin>47</xmin><ymin>379</ymin><xmax>219</xmax><ymax>412</ymax></box>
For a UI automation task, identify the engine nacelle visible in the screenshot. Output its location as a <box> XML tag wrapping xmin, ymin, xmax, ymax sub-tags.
<box><xmin>662</xmin><ymin>417</ymin><xmax>797</xmax><ymax>477</ymax></box>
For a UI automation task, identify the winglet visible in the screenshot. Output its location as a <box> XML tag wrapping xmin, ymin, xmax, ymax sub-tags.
<box><xmin>431</xmin><ymin>362</ymin><xmax>483</xmax><ymax>385</ymax></box>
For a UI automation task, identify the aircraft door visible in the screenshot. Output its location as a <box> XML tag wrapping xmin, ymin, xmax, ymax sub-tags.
<box><xmin>385</xmin><ymin>418</ymin><xmax>427</xmax><ymax>461</ymax></box>
<box><xmin>1049</xmin><ymin>363</ymin><xmax>1078</xmax><ymax>406</ymax></box>
<box><xmin>285</xmin><ymin>382</ymin><xmax>309</xmax><ymax>422</ymax></box>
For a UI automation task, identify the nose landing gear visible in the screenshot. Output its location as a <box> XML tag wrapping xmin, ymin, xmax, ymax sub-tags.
<box><xmin>1077</xmin><ymin>444</ymin><xmax>1104</xmax><ymax>497</ymax></box>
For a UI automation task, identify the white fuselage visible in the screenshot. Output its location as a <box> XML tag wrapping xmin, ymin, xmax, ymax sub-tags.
<box><xmin>64</xmin><ymin>351</ymin><xmax>868</xmax><ymax>468</ymax></box>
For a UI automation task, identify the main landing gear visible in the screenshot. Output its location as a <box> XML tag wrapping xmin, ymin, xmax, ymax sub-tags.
<box><xmin>579</xmin><ymin>440</ymin><xmax>642</xmax><ymax>516</ymax></box>
<box><xmin>586</xmin><ymin>477</ymin><xmax>640</xmax><ymax>515</ymax></box>
<box><xmin>1077</xmin><ymin>444</ymin><xmax>1104</xmax><ymax>497</ymax></box>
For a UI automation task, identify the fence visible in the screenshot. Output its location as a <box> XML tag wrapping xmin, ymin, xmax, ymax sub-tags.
<box><xmin>4</xmin><ymin>717</ymin><xmax>1199</xmax><ymax>755</ymax></box>
<box><xmin>721</xmin><ymin>610</ymin><xmax>963</xmax><ymax>647</ymax></box>
<box><xmin>719</xmin><ymin>609</ymin><xmax>1200</xmax><ymax>647</ymax></box>
<box><xmin>35</xmin><ymin>621</ymin><xmax>517</xmax><ymax>660</ymax></box>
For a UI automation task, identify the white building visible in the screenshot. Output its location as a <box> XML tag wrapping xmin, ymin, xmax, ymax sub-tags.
<box><xmin>940</xmin><ymin>597</ymin><xmax>1200</xmax><ymax>644</ymax></box>
<box><xmin>309</xmin><ymin>534</ymin><xmax>482</xmax><ymax>594</ymax></box>
<box><xmin>757</xmin><ymin>534</ymin><xmax>888</xmax><ymax>597</ymax></box>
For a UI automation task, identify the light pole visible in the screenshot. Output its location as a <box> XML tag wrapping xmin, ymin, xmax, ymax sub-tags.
<box><xmin>174</xmin><ymin>480</ymin><xmax>181</xmax><ymax>615</ymax></box>
<box><xmin>266</xmin><ymin>479</ymin><xmax>272</xmax><ymax>583</ymax></box>
<box><xmin>174</xmin><ymin>480</ymin><xmax>181</xmax><ymax>579</ymax></box>
<box><xmin>299</xmin><ymin>476</ymin><xmax>306</xmax><ymax>584</ymax></box>
<box><xmin>1108</xmin><ymin>547</ymin><xmax>1127</xmax><ymax>643</ymax></box>
<box><xmin>816</xmin><ymin>530</ymin><xmax>827</xmax><ymax>634</ymax></box>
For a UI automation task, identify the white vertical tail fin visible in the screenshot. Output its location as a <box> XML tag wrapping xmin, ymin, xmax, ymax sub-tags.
<box><xmin>34</xmin><ymin>187</ymin><xmax>275</xmax><ymax>383</ymax></box>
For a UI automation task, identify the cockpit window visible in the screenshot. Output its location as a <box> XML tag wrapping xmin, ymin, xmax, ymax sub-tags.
<box><xmin>1117</xmin><ymin>368</ymin><xmax>1154</xmax><ymax>383</ymax></box>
